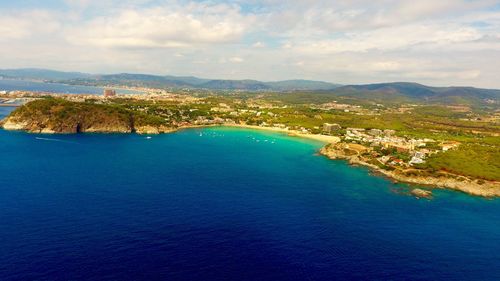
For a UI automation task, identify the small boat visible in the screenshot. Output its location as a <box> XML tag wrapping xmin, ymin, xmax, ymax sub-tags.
<box><xmin>146</xmin><ymin>136</ymin><xmax>152</xmax><ymax>139</ymax></box>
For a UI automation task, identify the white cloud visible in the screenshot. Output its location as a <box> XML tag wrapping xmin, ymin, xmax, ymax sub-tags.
<box><xmin>0</xmin><ymin>10</ymin><xmax>61</xmax><ymax>40</ymax></box>
<box><xmin>369</xmin><ymin>61</ymin><xmax>401</xmax><ymax>72</ymax></box>
<box><xmin>252</xmin><ymin>41</ymin><xmax>266</xmax><ymax>48</ymax></box>
<box><xmin>64</xmin><ymin>0</ymin><xmax>93</xmax><ymax>8</ymax></box>
<box><xmin>68</xmin><ymin>3</ymin><xmax>253</xmax><ymax>48</ymax></box>
<box><xmin>229</xmin><ymin>57</ymin><xmax>244</xmax><ymax>63</ymax></box>
<box><xmin>256</xmin><ymin>0</ymin><xmax>498</xmax><ymax>34</ymax></box>
<box><xmin>289</xmin><ymin>23</ymin><xmax>483</xmax><ymax>54</ymax></box>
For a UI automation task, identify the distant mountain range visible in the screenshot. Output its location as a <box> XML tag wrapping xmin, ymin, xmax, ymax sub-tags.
<box><xmin>0</xmin><ymin>69</ymin><xmax>341</xmax><ymax>91</ymax></box>
<box><xmin>331</xmin><ymin>83</ymin><xmax>500</xmax><ymax>105</ymax></box>
<box><xmin>1</xmin><ymin>68</ymin><xmax>498</xmax><ymax>106</ymax></box>
<box><xmin>0</xmin><ymin>68</ymin><xmax>91</xmax><ymax>81</ymax></box>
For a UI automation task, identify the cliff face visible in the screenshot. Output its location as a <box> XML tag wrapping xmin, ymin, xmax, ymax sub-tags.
<box><xmin>134</xmin><ymin>125</ymin><xmax>175</xmax><ymax>135</ymax></box>
<box><xmin>2</xmin><ymin>113</ymin><xmax>133</xmax><ymax>134</ymax></box>
<box><xmin>0</xmin><ymin>98</ymin><xmax>173</xmax><ymax>134</ymax></box>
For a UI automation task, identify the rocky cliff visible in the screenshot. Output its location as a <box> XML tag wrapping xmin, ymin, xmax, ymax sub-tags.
<box><xmin>0</xmin><ymin>98</ymin><xmax>174</xmax><ymax>134</ymax></box>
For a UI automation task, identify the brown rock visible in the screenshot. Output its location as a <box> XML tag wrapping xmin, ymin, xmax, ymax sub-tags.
<box><xmin>410</xmin><ymin>188</ymin><xmax>433</xmax><ymax>199</ymax></box>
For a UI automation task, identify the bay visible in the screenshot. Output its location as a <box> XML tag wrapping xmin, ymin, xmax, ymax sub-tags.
<box><xmin>0</xmin><ymin>127</ymin><xmax>499</xmax><ymax>280</ymax></box>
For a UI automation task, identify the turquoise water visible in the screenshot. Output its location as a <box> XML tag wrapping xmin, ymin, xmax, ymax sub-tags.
<box><xmin>0</xmin><ymin>121</ymin><xmax>499</xmax><ymax>280</ymax></box>
<box><xmin>0</xmin><ymin>79</ymin><xmax>142</xmax><ymax>95</ymax></box>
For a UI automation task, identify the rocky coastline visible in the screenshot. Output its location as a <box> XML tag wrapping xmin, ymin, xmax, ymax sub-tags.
<box><xmin>1</xmin><ymin>115</ymin><xmax>181</xmax><ymax>134</ymax></box>
<box><xmin>0</xmin><ymin>99</ymin><xmax>178</xmax><ymax>135</ymax></box>
<box><xmin>319</xmin><ymin>145</ymin><xmax>500</xmax><ymax>198</ymax></box>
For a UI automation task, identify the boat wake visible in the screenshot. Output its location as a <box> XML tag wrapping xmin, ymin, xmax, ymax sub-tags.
<box><xmin>35</xmin><ymin>137</ymin><xmax>79</xmax><ymax>144</ymax></box>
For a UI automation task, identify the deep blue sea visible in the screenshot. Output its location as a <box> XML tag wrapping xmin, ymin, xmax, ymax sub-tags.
<box><xmin>1</xmin><ymin>107</ymin><xmax>500</xmax><ymax>280</ymax></box>
<box><xmin>0</xmin><ymin>79</ymin><xmax>142</xmax><ymax>95</ymax></box>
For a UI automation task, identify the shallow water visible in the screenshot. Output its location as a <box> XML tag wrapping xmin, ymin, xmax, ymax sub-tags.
<box><xmin>0</xmin><ymin>127</ymin><xmax>499</xmax><ymax>280</ymax></box>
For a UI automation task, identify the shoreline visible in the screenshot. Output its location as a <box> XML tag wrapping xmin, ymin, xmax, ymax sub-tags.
<box><xmin>1</xmin><ymin>121</ymin><xmax>498</xmax><ymax>198</ymax></box>
<box><xmin>319</xmin><ymin>146</ymin><xmax>500</xmax><ymax>198</ymax></box>
<box><xmin>222</xmin><ymin>124</ymin><xmax>341</xmax><ymax>144</ymax></box>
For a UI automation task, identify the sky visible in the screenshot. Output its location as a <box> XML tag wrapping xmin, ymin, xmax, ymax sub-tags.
<box><xmin>1</xmin><ymin>0</ymin><xmax>500</xmax><ymax>88</ymax></box>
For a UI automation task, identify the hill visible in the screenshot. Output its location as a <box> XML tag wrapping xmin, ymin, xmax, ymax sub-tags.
<box><xmin>1</xmin><ymin>68</ymin><xmax>340</xmax><ymax>91</ymax></box>
<box><xmin>66</xmin><ymin>75</ymin><xmax>341</xmax><ymax>91</ymax></box>
<box><xmin>266</xmin><ymin>80</ymin><xmax>341</xmax><ymax>91</ymax></box>
<box><xmin>0</xmin><ymin>68</ymin><xmax>91</xmax><ymax>81</ymax></box>
<box><xmin>70</xmin><ymin>73</ymin><xmax>195</xmax><ymax>88</ymax></box>
<box><xmin>0</xmin><ymin>98</ymin><xmax>173</xmax><ymax>134</ymax></box>
<box><xmin>199</xmin><ymin>79</ymin><xmax>270</xmax><ymax>90</ymax></box>
<box><xmin>329</xmin><ymin>82</ymin><xmax>500</xmax><ymax>106</ymax></box>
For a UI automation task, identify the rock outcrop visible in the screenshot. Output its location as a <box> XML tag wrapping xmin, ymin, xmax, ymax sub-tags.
<box><xmin>134</xmin><ymin>125</ymin><xmax>176</xmax><ymax>135</ymax></box>
<box><xmin>0</xmin><ymin>98</ymin><xmax>174</xmax><ymax>135</ymax></box>
<box><xmin>2</xmin><ymin>111</ymin><xmax>133</xmax><ymax>133</ymax></box>
<box><xmin>411</xmin><ymin>188</ymin><xmax>433</xmax><ymax>199</ymax></box>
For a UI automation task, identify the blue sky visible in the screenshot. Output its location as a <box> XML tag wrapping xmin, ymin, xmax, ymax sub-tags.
<box><xmin>1</xmin><ymin>0</ymin><xmax>500</xmax><ymax>87</ymax></box>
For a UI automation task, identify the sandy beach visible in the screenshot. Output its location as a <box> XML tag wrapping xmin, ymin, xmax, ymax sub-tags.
<box><xmin>223</xmin><ymin>124</ymin><xmax>341</xmax><ymax>144</ymax></box>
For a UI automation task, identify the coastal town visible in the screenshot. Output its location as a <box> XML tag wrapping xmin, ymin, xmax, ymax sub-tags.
<box><xmin>336</xmin><ymin>126</ymin><xmax>460</xmax><ymax>167</ymax></box>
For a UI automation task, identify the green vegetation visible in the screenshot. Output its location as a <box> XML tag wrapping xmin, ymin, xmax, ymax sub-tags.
<box><xmin>417</xmin><ymin>144</ymin><xmax>500</xmax><ymax>181</ymax></box>
<box><xmin>7</xmin><ymin>98</ymin><xmax>172</xmax><ymax>133</ymax></box>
